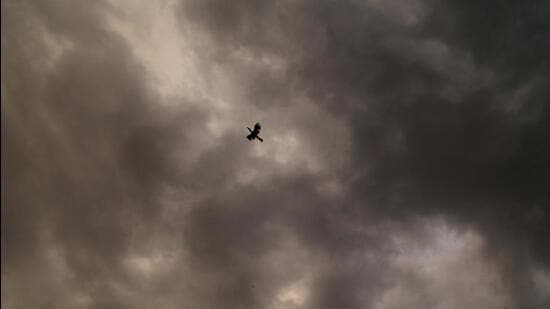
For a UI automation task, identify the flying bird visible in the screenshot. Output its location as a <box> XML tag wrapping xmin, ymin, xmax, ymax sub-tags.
<box><xmin>246</xmin><ymin>123</ymin><xmax>263</xmax><ymax>142</ymax></box>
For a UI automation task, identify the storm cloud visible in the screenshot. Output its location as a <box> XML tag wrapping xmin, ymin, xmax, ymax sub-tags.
<box><xmin>2</xmin><ymin>0</ymin><xmax>549</xmax><ymax>308</ymax></box>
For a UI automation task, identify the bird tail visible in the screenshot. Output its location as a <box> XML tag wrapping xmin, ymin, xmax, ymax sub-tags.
<box><xmin>257</xmin><ymin>137</ymin><xmax>263</xmax><ymax>142</ymax></box>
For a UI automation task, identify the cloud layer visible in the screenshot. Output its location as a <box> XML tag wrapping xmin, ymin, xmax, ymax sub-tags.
<box><xmin>2</xmin><ymin>0</ymin><xmax>549</xmax><ymax>308</ymax></box>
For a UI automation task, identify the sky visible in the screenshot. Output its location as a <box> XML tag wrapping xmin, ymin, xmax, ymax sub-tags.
<box><xmin>1</xmin><ymin>0</ymin><xmax>549</xmax><ymax>308</ymax></box>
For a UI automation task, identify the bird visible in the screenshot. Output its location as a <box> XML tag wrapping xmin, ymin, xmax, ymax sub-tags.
<box><xmin>246</xmin><ymin>122</ymin><xmax>263</xmax><ymax>142</ymax></box>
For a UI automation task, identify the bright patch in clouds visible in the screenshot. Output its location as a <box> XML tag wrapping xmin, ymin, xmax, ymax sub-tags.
<box><xmin>376</xmin><ymin>219</ymin><xmax>511</xmax><ymax>309</ymax></box>
<box><xmin>276</xmin><ymin>280</ymin><xmax>309</xmax><ymax>307</ymax></box>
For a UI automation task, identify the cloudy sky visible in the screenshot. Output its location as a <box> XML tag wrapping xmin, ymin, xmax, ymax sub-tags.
<box><xmin>2</xmin><ymin>1</ymin><xmax>549</xmax><ymax>308</ymax></box>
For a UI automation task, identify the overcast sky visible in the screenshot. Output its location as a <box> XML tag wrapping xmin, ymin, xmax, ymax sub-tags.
<box><xmin>2</xmin><ymin>1</ymin><xmax>549</xmax><ymax>308</ymax></box>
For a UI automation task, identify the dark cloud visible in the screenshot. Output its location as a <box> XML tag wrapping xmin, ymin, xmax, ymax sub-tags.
<box><xmin>3</xmin><ymin>0</ymin><xmax>550</xmax><ymax>308</ymax></box>
<box><xmin>177</xmin><ymin>0</ymin><xmax>550</xmax><ymax>307</ymax></box>
<box><xmin>2</xmin><ymin>0</ymin><xmax>207</xmax><ymax>307</ymax></box>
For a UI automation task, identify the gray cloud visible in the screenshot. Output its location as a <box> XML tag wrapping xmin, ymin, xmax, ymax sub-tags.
<box><xmin>3</xmin><ymin>0</ymin><xmax>550</xmax><ymax>308</ymax></box>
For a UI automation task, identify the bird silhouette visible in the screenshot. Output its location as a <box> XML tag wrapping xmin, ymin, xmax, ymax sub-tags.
<box><xmin>246</xmin><ymin>123</ymin><xmax>263</xmax><ymax>142</ymax></box>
